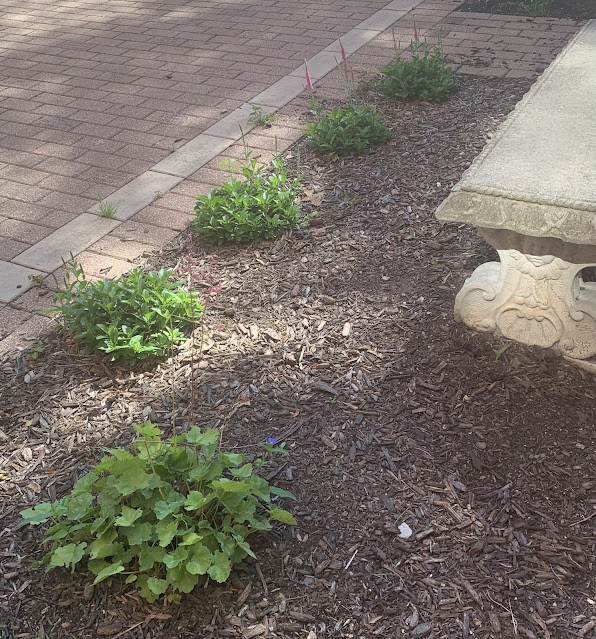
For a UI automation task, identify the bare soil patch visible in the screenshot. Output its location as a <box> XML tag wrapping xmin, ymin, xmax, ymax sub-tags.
<box><xmin>1</xmin><ymin>76</ymin><xmax>595</xmax><ymax>639</ymax></box>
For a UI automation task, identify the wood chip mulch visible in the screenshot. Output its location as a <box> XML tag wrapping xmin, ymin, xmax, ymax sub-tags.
<box><xmin>1</xmin><ymin>77</ymin><xmax>595</xmax><ymax>639</ymax></box>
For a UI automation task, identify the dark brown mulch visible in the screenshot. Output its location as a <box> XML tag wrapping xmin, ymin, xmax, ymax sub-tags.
<box><xmin>456</xmin><ymin>0</ymin><xmax>596</xmax><ymax>20</ymax></box>
<box><xmin>2</xmin><ymin>76</ymin><xmax>596</xmax><ymax>639</ymax></box>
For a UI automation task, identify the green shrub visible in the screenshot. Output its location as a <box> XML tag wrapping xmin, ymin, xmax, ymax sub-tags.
<box><xmin>305</xmin><ymin>103</ymin><xmax>391</xmax><ymax>160</ymax></box>
<box><xmin>52</xmin><ymin>264</ymin><xmax>203</xmax><ymax>366</ymax></box>
<box><xmin>21</xmin><ymin>423</ymin><xmax>296</xmax><ymax>603</ymax></box>
<box><xmin>192</xmin><ymin>154</ymin><xmax>301</xmax><ymax>244</ymax></box>
<box><xmin>379</xmin><ymin>41</ymin><xmax>457</xmax><ymax>102</ymax></box>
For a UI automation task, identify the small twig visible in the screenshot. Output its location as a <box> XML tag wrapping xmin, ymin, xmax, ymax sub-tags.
<box><xmin>255</xmin><ymin>562</ymin><xmax>268</xmax><ymax>596</ymax></box>
<box><xmin>345</xmin><ymin>548</ymin><xmax>358</xmax><ymax>570</ymax></box>
<box><xmin>570</xmin><ymin>508</ymin><xmax>596</xmax><ymax>526</ymax></box>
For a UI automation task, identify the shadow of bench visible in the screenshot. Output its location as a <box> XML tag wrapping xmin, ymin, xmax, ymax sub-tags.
<box><xmin>436</xmin><ymin>20</ymin><xmax>596</xmax><ymax>360</ymax></box>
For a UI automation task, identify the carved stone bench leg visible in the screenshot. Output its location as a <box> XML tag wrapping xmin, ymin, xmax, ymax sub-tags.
<box><xmin>455</xmin><ymin>250</ymin><xmax>596</xmax><ymax>359</ymax></box>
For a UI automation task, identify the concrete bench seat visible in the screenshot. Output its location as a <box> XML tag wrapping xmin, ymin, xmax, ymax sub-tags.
<box><xmin>435</xmin><ymin>20</ymin><xmax>596</xmax><ymax>359</ymax></box>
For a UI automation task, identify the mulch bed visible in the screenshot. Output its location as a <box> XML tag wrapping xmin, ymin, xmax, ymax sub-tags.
<box><xmin>456</xmin><ymin>0</ymin><xmax>595</xmax><ymax>20</ymax></box>
<box><xmin>2</xmin><ymin>76</ymin><xmax>596</xmax><ymax>639</ymax></box>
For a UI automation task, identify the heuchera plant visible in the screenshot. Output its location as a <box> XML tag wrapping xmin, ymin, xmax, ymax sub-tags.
<box><xmin>21</xmin><ymin>423</ymin><xmax>296</xmax><ymax>603</ymax></box>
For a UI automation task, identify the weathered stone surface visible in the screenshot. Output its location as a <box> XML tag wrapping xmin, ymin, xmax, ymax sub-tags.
<box><xmin>455</xmin><ymin>250</ymin><xmax>596</xmax><ymax>359</ymax></box>
<box><xmin>436</xmin><ymin>20</ymin><xmax>596</xmax><ymax>245</ymax></box>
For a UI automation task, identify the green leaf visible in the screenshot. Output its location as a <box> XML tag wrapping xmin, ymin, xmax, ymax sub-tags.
<box><xmin>156</xmin><ymin>518</ymin><xmax>178</xmax><ymax>547</ymax></box>
<box><xmin>114</xmin><ymin>506</ymin><xmax>143</xmax><ymax>527</ymax></box>
<box><xmin>269</xmin><ymin>508</ymin><xmax>297</xmax><ymax>525</ymax></box>
<box><xmin>110</xmin><ymin>459</ymin><xmax>151</xmax><ymax>496</ymax></box>
<box><xmin>147</xmin><ymin>577</ymin><xmax>169</xmax><ymax>595</ymax></box>
<box><xmin>207</xmin><ymin>551</ymin><xmax>231</xmax><ymax>583</ymax></box>
<box><xmin>87</xmin><ymin>533</ymin><xmax>118</xmax><ymax>559</ymax></box>
<box><xmin>126</xmin><ymin>522</ymin><xmax>153</xmax><ymax>546</ymax></box>
<box><xmin>185</xmin><ymin>544</ymin><xmax>211</xmax><ymax>575</ymax></box>
<box><xmin>139</xmin><ymin>545</ymin><xmax>166</xmax><ymax>571</ymax></box>
<box><xmin>184</xmin><ymin>491</ymin><xmax>208</xmax><ymax>511</ymax></box>
<box><xmin>230</xmin><ymin>463</ymin><xmax>253</xmax><ymax>478</ymax></box>
<box><xmin>168</xmin><ymin>565</ymin><xmax>200</xmax><ymax>593</ymax></box>
<box><xmin>211</xmin><ymin>479</ymin><xmax>250</xmax><ymax>493</ymax></box>
<box><xmin>270</xmin><ymin>487</ymin><xmax>297</xmax><ymax>500</ymax></box>
<box><xmin>20</xmin><ymin>502</ymin><xmax>58</xmax><ymax>525</ymax></box>
<box><xmin>185</xmin><ymin>426</ymin><xmax>219</xmax><ymax>446</ymax></box>
<box><xmin>93</xmin><ymin>561</ymin><xmax>124</xmax><ymax>585</ymax></box>
<box><xmin>49</xmin><ymin>542</ymin><xmax>87</xmax><ymax>570</ymax></box>
<box><xmin>163</xmin><ymin>546</ymin><xmax>189</xmax><ymax>569</ymax></box>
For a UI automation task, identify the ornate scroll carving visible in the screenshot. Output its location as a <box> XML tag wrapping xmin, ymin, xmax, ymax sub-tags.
<box><xmin>455</xmin><ymin>250</ymin><xmax>596</xmax><ymax>359</ymax></box>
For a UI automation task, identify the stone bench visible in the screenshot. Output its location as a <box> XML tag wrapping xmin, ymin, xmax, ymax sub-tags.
<box><xmin>435</xmin><ymin>20</ymin><xmax>596</xmax><ymax>359</ymax></box>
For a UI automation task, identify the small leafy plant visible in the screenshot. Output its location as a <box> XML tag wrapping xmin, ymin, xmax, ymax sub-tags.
<box><xmin>305</xmin><ymin>104</ymin><xmax>391</xmax><ymax>160</ymax></box>
<box><xmin>193</xmin><ymin>153</ymin><xmax>302</xmax><ymax>244</ymax></box>
<box><xmin>51</xmin><ymin>263</ymin><xmax>203</xmax><ymax>365</ymax></box>
<box><xmin>248</xmin><ymin>105</ymin><xmax>275</xmax><ymax>128</ymax></box>
<box><xmin>379</xmin><ymin>40</ymin><xmax>457</xmax><ymax>102</ymax></box>
<box><xmin>21</xmin><ymin>423</ymin><xmax>296</xmax><ymax>603</ymax></box>
<box><xmin>493</xmin><ymin>342</ymin><xmax>511</xmax><ymax>360</ymax></box>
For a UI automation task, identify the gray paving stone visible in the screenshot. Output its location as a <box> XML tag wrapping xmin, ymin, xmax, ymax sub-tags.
<box><xmin>353</xmin><ymin>9</ymin><xmax>407</xmax><ymax>32</ymax></box>
<box><xmin>13</xmin><ymin>214</ymin><xmax>119</xmax><ymax>272</ymax></box>
<box><xmin>249</xmin><ymin>75</ymin><xmax>309</xmax><ymax>108</ymax></box>
<box><xmin>150</xmin><ymin>136</ymin><xmax>233</xmax><ymax>179</ymax></box>
<box><xmin>88</xmin><ymin>171</ymin><xmax>184</xmax><ymax>219</ymax></box>
<box><xmin>0</xmin><ymin>260</ymin><xmax>44</xmax><ymax>302</ymax></box>
<box><xmin>289</xmin><ymin>49</ymin><xmax>343</xmax><ymax>80</ymax></box>
<box><xmin>384</xmin><ymin>0</ymin><xmax>424</xmax><ymax>11</ymax></box>
<box><xmin>332</xmin><ymin>28</ymin><xmax>384</xmax><ymax>54</ymax></box>
<box><xmin>205</xmin><ymin>104</ymin><xmax>275</xmax><ymax>140</ymax></box>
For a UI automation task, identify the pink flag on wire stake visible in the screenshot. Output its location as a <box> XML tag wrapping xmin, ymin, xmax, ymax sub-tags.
<box><xmin>305</xmin><ymin>61</ymin><xmax>313</xmax><ymax>90</ymax></box>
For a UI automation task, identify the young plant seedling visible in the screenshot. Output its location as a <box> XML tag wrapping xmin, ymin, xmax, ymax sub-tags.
<box><xmin>97</xmin><ymin>196</ymin><xmax>120</xmax><ymax>218</ymax></box>
<box><xmin>248</xmin><ymin>105</ymin><xmax>275</xmax><ymax>128</ymax></box>
<box><xmin>28</xmin><ymin>273</ymin><xmax>46</xmax><ymax>289</ymax></box>
<box><xmin>493</xmin><ymin>342</ymin><xmax>511</xmax><ymax>361</ymax></box>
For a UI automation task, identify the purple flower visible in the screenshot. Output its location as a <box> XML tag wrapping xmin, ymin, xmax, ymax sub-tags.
<box><xmin>339</xmin><ymin>40</ymin><xmax>346</xmax><ymax>63</ymax></box>
<box><xmin>267</xmin><ymin>437</ymin><xmax>277</xmax><ymax>445</ymax></box>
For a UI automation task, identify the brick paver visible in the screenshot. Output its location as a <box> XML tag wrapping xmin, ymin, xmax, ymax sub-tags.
<box><xmin>0</xmin><ymin>0</ymin><xmax>585</xmax><ymax>353</ymax></box>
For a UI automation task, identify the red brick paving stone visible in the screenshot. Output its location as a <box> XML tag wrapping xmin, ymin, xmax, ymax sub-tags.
<box><xmin>112</xmin><ymin>219</ymin><xmax>182</xmax><ymax>244</ymax></box>
<box><xmin>0</xmin><ymin>200</ymin><xmax>53</xmax><ymax>224</ymax></box>
<box><xmin>0</xmin><ymin>181</ymin><xmax>49</xmax><ymax>203</ymax></box>
<box><xmin>132</xmin><ymin>208</ymin><xmax>193</xmax><ymax>233</ymax></box>
<box><xmin>154</xmin><ymin>192</ymin><xmax>196</xmax><ymax>214</ymax></box>
<box><xmin>1</xmin><ymin>219</ymin><xmax>55</xmax><ymax>244</ymax></box>
<box><xmin>9</xmin><ymin>286</ymin><xmax>53</xmax><ymax>314</ymax></box>
<box><xmin>38</xmin><ymin>192</ymin><xmax>96</xmax><ymax>214</ymax></box>
<box><xmin>72</xmin><ymin>251</ymin><xmax>136</xmax><ymax>280</ymax></box>
<box><xmin>36</xmin><ymin>174</ymin><xmax>112</xmax><ymax>198</ymax></box>
<box><xmin>35</xmin><ymin>210</ymin><xmax>79</xmax><ymax>230</ymax></box>
<box><xmin>0</xmin><ymin>314</ymin><xmax>53</xmax><ymax>356</ymax></box>
<box><xmin>34</xmin><ymin>158</ymin><xmax>89</xmax><ymax>177</ymax></box>
<box><xmin>87</xmin><ymin>235</ymin><xmax>156</xmax><ymax>262</ymax></box>
<box><xmin>186</xmin><ymin>167</ymin><xmax>230</xmax><ymax>187</ymax></box>
<box><xmin>0</xmin><ymin>306</ymin><xmax>34</xmax><ymax>340</ymax></box>
<box><xmin>0</xmin><ymin>237</ymin><xmax>31</xmax><ymax>261</ymax></box>
<box><xmin>170</xmin><ymin>181</ymin><xmax>216</xmax><ymax>198</ymax></box>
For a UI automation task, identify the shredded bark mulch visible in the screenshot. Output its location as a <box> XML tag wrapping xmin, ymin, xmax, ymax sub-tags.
<box><xmin>1</xmin><ymin>76</ymin><xmax>596</xmax><ymax>639</ymax></box>
<box><xmin>456</xmin><ymin>0</ymin><xmax>596</xmax><ymax>20</ymax></box>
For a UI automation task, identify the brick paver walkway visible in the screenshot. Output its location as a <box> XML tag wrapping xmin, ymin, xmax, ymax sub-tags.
<box><xmin>0</xmin><ymin>0</ymin><xmax>584</xmax><ymax>353</ymax></box>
